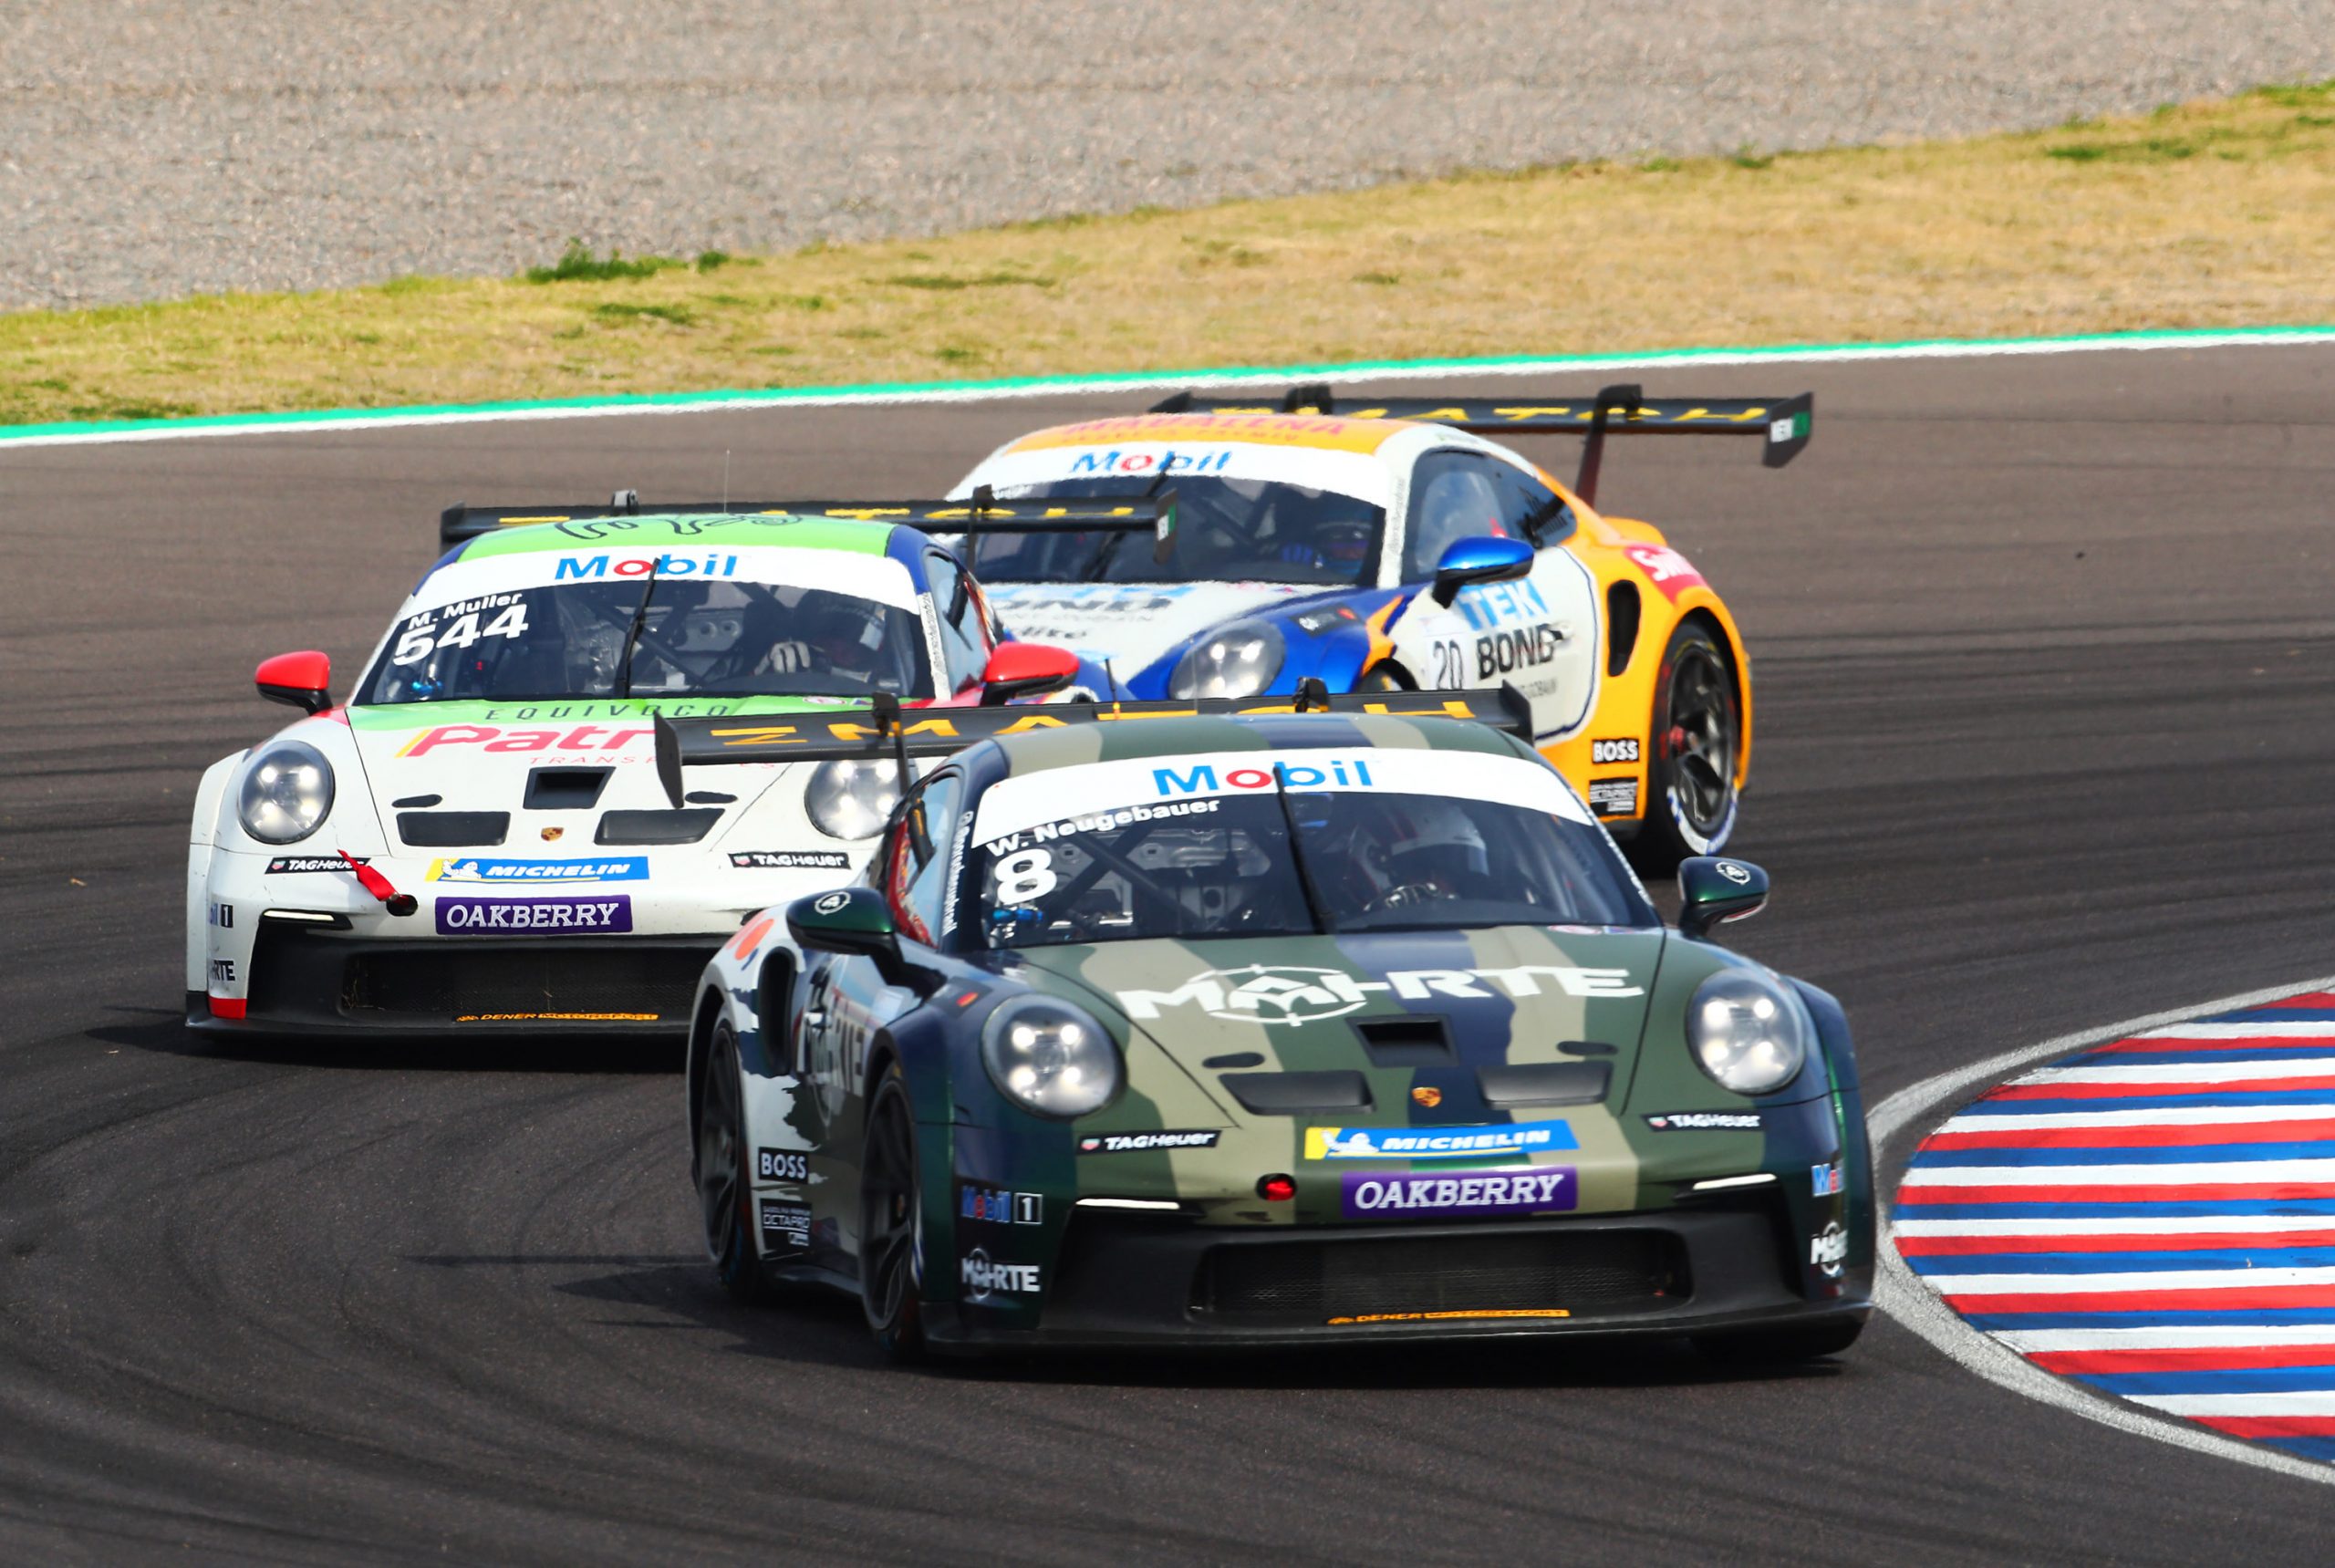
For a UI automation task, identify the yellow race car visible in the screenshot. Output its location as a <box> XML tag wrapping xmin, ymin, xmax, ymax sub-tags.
<box><xmin>948</xmin><ymin>383</ymin><xmax>1811</xmax><ymax>871</ymax></box>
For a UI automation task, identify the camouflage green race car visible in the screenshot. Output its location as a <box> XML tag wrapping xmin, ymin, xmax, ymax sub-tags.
<box><xmin>675</xmin><ymin>688</ymin><xmax>1873</xmax><ymax>1358</ymax></box>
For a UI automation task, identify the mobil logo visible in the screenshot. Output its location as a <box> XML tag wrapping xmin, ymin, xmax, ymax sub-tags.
<box><xmin>1150</xmin><ymin>756</ymin><xmax>1374</xmax><ymax>797</ymax></box>
<box><xmin>554</xmin><ymin>552</ymin><xmax>741</xmax><ymax>580</ymax></box>
<box><xmin>1066</xmin><ymin>447</ymin><xmax>1234</xmax><ymax>477</ymax></box>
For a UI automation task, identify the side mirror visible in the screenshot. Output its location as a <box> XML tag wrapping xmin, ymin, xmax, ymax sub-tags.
<box><xmin>1677</xmin><ymin>857</ymin><xmax>1769</xmax><ymax>941</ymax></box>
<box><xmin>1430</xmin><ymin>535</ymin><xmax>1534</xmax><ymax>607</ymax></box>
<box><xmin>786</xmin><ymin>887</ymin><xmax>903</xmax><ymax>971</ymax></box>
<box><xmin>980</xmin><ymin>641</ymin><xmax>1081</xmax><ymax>706</ymax></box>
<box><xmin>255</xmin><ymin>650</ymin><xmax>333</xmax><ymax>714</ymax></box>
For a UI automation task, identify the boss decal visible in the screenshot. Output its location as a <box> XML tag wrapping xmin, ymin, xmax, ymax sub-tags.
<box><xmin>1589</xmin><ymin>737</ymin><xmax>1640</xmax><ymax>765</ymax></box>
<box><xmin>757</xmin><ymin>1147</ymin><xmax>809</xmax><ymax>1181</ymax></box>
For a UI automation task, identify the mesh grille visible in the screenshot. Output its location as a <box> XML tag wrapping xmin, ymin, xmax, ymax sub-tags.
<box><xmin>342</xmin><ymin>946</ymin><xmax>703</xmax><ymax>1023</ymax></box>
<box><xmin>1195</xmin><ymin>1230</ymin><xmax>1686</xmax><ymax>1324</ymax></box>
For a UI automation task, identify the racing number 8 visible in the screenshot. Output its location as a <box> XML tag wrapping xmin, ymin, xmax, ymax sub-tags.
<box><xmin>994</xmin><ymin>849</ymin><xmax>1057</xmax><ymax>906</ymax></box>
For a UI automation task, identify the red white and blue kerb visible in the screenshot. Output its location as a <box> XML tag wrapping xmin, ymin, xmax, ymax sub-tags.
<box><xmin>1900</xmin><ymin>991</ymin><xmax>2335</xmax><ymax>1463</ymax></box>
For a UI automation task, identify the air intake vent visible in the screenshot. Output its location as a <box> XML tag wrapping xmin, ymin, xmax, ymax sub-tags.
<box><xmin>1194</xmin><ymin>1231</ymin><xmax>1686</xmax><ymax>1324</ymax></box>
<box><xmin>1478</xmin><ymin>1061</ymin><xmax>1610</xmax><ymax>1106</ymax></box>
<box><xmin>1219</xmin><ymin>1071</ymin><xmax>1371</xmax><ymax>1115</ymax></box>
<box><xmin>398</xmin><ymin>810</ymin><xmax>509</xmax><ymax>846</ymax></box>
<box><xmin>597</xmin><ymin>808</ymin><xmax>721</xmax><ymax>846</ymax></box>
<box><xmin>1351</xmin><ymin>1014</ymin><xmax>1453</xmax><ymax>1065</ymax></box>
<box><xmin>525</xmin><ymin>767</ymin><xmax>610</xmax><ymax>810</ymax></box>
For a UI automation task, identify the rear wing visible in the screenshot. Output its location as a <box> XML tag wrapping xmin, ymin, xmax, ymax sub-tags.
<box><xmin>650</xmin><ymin>682</ymin><xmax>1531</xmax><ymax>807</ymax></box>
<box><xmin>440</xmin><ymin>486</ymin><xmax>1176</xmax><ymax>554</ymax></box>
<box><xmin>1149</xmin><ymin>383</ymin><xmax>1811</xmax><ymax>507</ymax></box>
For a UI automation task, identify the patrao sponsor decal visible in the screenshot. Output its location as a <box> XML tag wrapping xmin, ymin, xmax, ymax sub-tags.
<box><xmin>1341</xmin><ymin>1168</ymin><xmax>1577</xmax><ymax>1219</ymax></box>
<box><xmin>1118</xmin><ymin>963</ymin><xmax>1642</xmax><ymax>1025</ymax></box>
<box><xmin>1077</xmin><ymin>1130</ymin><xmax>1219</xmax><ymax>1154</ymax></box>
<box><xmin>396</xmin><ymin>722</ymin><xmax>653</xmax><ymax>758</ymax></box>
<box><xmin>433</xmin><ymin>895</ymin><xmax>632</xmax><ymax>934</ymax></box>
<box><xmin>960</xmin><ymin>1249</ymin><xmax>1041</xmax><ymax>1301</ymax></box>
<box><xmin>1305</xmin><ymin>1121</ymin><xmax>1577</xmax><ymax>1160</ymax></box>
<box><xmin>425</xmin><ymin>856</ymin><xmax>647</xmax><ymax>884</ymax></box>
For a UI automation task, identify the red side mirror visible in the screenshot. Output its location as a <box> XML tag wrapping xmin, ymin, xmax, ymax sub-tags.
<box><xmin>979</xmin><ymin>642</ymin><xmax>1081</xmax><ymax>706</ymax></box>
<box><xmin>255</xmin><ymin>650</ymin><xmax>333</xmax><ymax>715</ymax></box>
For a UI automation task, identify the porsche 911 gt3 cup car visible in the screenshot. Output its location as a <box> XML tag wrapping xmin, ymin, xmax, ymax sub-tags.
<box><xmin>678</xmin><ymin>686</ymin><xmax>1872</xmax><ymax>1358</ymax></box>
<box><xmin>949</xmin><ymin>384</ymin><xmax>1811</xmax><ymax>869</ymax></box>
<box><xmin>182</xmin><ymin>495</ymin><xmax>1139</xmax><ymax>1038</ymax></box>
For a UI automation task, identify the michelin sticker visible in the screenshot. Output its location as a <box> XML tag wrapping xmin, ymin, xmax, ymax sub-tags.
<box><xmin>1304</xmin><ymin>1121</ymin><xmax>1577</xmax><ymax>1160</ymax></box>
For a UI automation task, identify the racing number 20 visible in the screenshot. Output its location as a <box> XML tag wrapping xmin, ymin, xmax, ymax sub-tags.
<box><xmin>1427</xmin><ymin>639</ymin><xmax>1467</xmax><ymax>689</ymax></box>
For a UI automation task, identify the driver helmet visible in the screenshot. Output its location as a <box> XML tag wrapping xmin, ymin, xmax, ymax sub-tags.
<box><xmin>798</xmin><ymin>599</ymin><xmax>887</xmax><ymax>676</ymax></box>
<box><xmin>1380</xmin><ymin>803</ymin><xmax>1491</xmax><ymax>893</ymax></box>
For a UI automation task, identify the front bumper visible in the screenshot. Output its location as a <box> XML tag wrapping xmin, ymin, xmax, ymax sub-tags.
<box><xmin>923</xmin><ymin>1191</ymin><xmax>1871</xmax><ymax>1351</ymax></box>
<box><xmin>187</xmin><ymin>921</ymin><xmax>727</xmax><ymax>1037</ymax></box>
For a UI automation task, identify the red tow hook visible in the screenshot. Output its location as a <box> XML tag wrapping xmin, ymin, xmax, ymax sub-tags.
<box><xmin>340</xmin><ymin>850</ymin><xmax>418</xmax><ymax>917</ymax></box>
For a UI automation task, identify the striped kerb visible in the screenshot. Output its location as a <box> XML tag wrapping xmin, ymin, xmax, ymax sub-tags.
<box><xmin>1901</xmin><ymin>991</ymin><xmax>2335</xmax><ymax>1463</ymax></box>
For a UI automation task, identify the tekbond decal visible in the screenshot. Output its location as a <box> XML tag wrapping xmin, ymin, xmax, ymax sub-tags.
<box><xmin>1117</xmin><ymin>963</ymin><xmax>1643</xmax><ymax>1027</ymax></box>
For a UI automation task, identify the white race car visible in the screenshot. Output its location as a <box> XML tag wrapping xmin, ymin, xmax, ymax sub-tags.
<box><xmin>182</xmin><ymin>496</ymin><xmax>1136</xmax><ymax>1039</ymax></box>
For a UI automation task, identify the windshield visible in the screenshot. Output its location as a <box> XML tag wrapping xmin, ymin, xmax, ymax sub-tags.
<box><xmin>964</xmin><ymin>476</ymin><xmax>1384</xmax><ymax>587</ymax></box>
<box><xmin>960</xmin><ymin>752</ymin><xmax>1650</xmax><ymax>950</ymax></box>
<box><xmin>358</xmin><ymin>579</ymin><xmax>934</xmax><ymax>705</ymax></box>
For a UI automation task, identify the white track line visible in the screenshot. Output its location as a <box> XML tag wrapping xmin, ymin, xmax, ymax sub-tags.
<box><xmin>1869</xmin><ymin>971</ymin><xmax>2335</xmax><ymax>1490</ymax></box>
<box><xmin>4</xmin><ymin>327</ymin><xmax>2332</xmax><ymax>451</ymax></box>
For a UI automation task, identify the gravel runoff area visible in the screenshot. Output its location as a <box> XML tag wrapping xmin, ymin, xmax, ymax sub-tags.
<box><xmin>5</xmin><ymin>1</ymin><xmax>2334</xmax><ymax>313</ymax></box>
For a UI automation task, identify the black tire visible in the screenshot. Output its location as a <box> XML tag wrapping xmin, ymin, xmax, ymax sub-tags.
<box><xmin>1630</xmin><ymin>621</ymin><xmax>1741</xmax><ymax>877</ymax></box>
<box><xmin>695</xmin><ymin>1023</ymin><xmax>773</xmax><ymax>1305</ymax></box>
<box><xmin>1694</xmin><ymin>1316</ymin><xmax>1864</xmax><ymax>1364</ymax></box>
<box><xmin>858</xmin><ymin>1064</ymin><xmax>927</xmax><ymax>1363</ymax></box>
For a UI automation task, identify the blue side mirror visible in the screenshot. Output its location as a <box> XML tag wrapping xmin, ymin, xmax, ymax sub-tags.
<box><xmin>1430</xmin><ymin>535</ymin><xmax>1535</xmax><ymax>607</ymax></box>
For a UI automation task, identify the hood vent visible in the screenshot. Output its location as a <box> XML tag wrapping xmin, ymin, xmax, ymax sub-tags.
<box><xmin>1478</xmin><ymin>1062</ymin><xmax>1610</xmax><ymax>1107</ymax></box>
<box><xmin>398</xmin><ymin>810</ymin><xmax>509</xmax><ymax>846</ymax></box>
<box><xmin>1220</xmin><ymin>1070</ymin><xmax>1371</xmax><ymax>1115</ymax></box>
<box><xmin>597</xmin><ymin>807</ymin><xmax>721</xmax><ymax>846</ymax></box>
<box><xmin>1351</xmin><ymin>1014</ymin><xmax>1454</xmax><ymax>1066</ymax></box>
<box><xmin>525</xmin><ymin>767</ymin><xmax>610</xmax><ymax>811</ymax></box>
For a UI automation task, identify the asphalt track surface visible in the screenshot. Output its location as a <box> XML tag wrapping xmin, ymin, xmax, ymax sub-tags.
<box><xmin>3</xmin><ymin>344</ymin><xmax>2332</xmax><ymax>1563</ymax></box>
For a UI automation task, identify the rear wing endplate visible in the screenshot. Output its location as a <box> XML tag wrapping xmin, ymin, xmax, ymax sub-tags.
<box><xmin>441</xmin><ymin>486</ymin><xmax>1176</xmax><ymax>553</ymax></box>
<box><xmin>651</xmin><ymin>682</ymin><xmax>1531</xmax><ymax>806</ymax></box>
<box><xmin>1149</xmin><ymin>384</ymin><xmax>1811</xmax><ymax>506</ymax></box>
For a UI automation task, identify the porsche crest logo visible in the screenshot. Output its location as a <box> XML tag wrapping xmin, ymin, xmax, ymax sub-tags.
<box><xmin>540</xmin><ymin>826</ymin><xmax>564</xmax><ymax>842</ymax></box>
<box><xmin>1411</xmin><ymin>1085</ymin><xmax>1443</xmax><ymax>1109</ymax></box>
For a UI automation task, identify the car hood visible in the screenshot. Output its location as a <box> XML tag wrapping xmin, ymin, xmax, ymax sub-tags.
<box><xmin>1004</xmin><ymin>926</ymin><xmax>1672</xmax><ymax>1125</ymax></box>
<box><xmin>340</xmin><ymin>698</ymin><xmax>805</xmax><ymax>854</ymax></box>
<box><xmin>985</xmin><ymin>581</ymin><xmax>1331</xmax><ymax>680</ymax></box>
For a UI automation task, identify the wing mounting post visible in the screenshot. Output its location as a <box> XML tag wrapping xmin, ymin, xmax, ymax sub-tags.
<box><xmin>1572</xmin><ymin>383</ymin><xmax>1642</xmax><ymax>511</ymax></box>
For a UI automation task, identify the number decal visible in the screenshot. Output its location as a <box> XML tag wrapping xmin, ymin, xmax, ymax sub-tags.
<box><xmin>386</xmin><ymin>601</ymin><xmax>532</xmax><ymax>666</ymax></box>
<box><xmin>994</xmin><ymin>848</ymin><xmax>1057</xmax><ymax>906</ymax></box>
<box><xmin>1428</xmin><ymin>639</ymin><xmax>1466</xmax><ymax>689</ymax></box>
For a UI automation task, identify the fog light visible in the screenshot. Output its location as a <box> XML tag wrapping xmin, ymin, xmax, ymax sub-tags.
<box><xmin>1257</xmin><ymin>1174</ymin><xmax>1297</xmax><ymax>1202</ymax></box>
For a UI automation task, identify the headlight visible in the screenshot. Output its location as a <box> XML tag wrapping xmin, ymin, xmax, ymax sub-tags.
<box><xmin>237</xmin><ymin>742</ymin><xmax>335</xmax><ymax>845</ymax></box>
<box><xmin>1686</xmin><ymin>970</ymin><xmax>1808</xmax><ymax>1096</ymax></box>
<box><xmin>804</xmin><ymin>758</ymin><xmax>899</xmax><ymax>840</ymax></box>
<box><xmin>1168</xmin><ymin>619</ymin><xmax>1284</xmax><ymax>700</ymax></box>
<box><xmin>981</xmin><ymin>996</ymin><xmax>1122</xmax><ymax>1119</ymax></box>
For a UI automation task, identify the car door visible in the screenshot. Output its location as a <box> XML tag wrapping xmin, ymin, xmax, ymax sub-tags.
<box><xmin>1385</xmin><ymin>449</ymin><xmax>1601</xmax><ymax>743</ymax></box>
<box><xmin>803</xmin><ymin>769</ymin><xmax>964</xmax><ymax>1262</ymax></box>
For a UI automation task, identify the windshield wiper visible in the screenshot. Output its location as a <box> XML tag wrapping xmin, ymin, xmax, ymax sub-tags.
<box><xmin>615</xmin><ymin>566</ymin><xmax>659</xmax><ymax>696</ymax></box>
<box><xmin>1271</xmin><ymin>774</ymin><xmax>1332</xmax><ymax>936</ymax></box>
